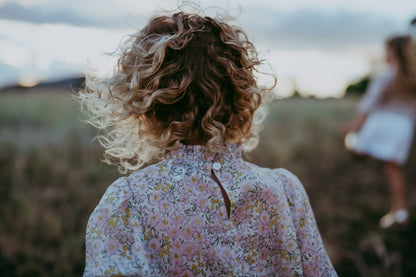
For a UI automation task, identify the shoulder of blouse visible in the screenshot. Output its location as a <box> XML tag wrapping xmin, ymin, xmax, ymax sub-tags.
<box><xmin>271</xmin><ymin>168</ymin><xmax>309</xmax><ymax>206</ymax></box>
<box><xmin>107</xmin><ymin>151</ymin><xmax>307</xmax><ymax>207</ymax></box>
<box><xmin>92</xmin><ymin>176</ymin><xmax>136</xmax><ymax>211</ymax></box>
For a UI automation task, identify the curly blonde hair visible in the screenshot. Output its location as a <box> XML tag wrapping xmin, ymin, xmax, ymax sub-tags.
<box><xmin>78</xmin><ymin>10</ymin><xmax>275</xmax><ymax>173</ymax></box>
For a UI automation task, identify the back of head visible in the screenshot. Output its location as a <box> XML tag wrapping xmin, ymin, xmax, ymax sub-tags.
<box><xmin>385</xmin><ymin>35</ymin><xmax>416</xmax><ymax>96</ymax></box>
<box><xmin>386</xmin><ymin>35</ymin><xmax>414</xmax><ymax>70</ymax></box>
<box><xmin>79</xmin><ymin>10</ymin><xmax>275</xmax><ymax>173</ymax></box>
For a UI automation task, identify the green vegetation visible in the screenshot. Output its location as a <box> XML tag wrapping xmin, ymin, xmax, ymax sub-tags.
<box><xmin>1</xmin><ymin>91</ymin><xmax>415</xmax><ymax>276</ymax></box>
<box><xmin>0</xmin><ymin>90</ymin><xmax>120</xmax><ymax>276</ymax></box>
<box><xmin>344</xmin><ymin>75</ymin><xmax>370</xmax><ymax>96</ymax></box>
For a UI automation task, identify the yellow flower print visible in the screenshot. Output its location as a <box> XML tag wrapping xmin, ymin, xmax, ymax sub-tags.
<box><xmin>162</xmin><ymin>184</ymin><xmax>171</xmax><ymax>192</ymax></box>
<box><xmin>107</xmin><ymin>218</ymin><xmax>117</xmax><ymax>228</ymax></box>
<box><xmin>172</xmin><ymin>253</ymin><xmax>181</xmax><ymax>262</ymax></box>
<box><xmin>124</xmin><ymin>208</ymin><xmax>131</xmax><ymax>217</ymax></box>
<box><xmin>121</xmin><ymin>215</ymin><xmax>129</xmax><ymax>225</ymax></box>
<box><xmin>104</xmin><ymin>266</ymin><xmax>115</xmax><ymax>274</ymax></box>
<box><xmin>155</xmin><ymin>182</ymin><xmax>163</xmax><ymax>190</ymax></box>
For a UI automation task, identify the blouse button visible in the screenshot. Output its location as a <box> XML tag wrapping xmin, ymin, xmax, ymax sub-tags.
<box><xmin>212</xmin><ymin>162</ymin><xmax>221</xmax><ymax>170</ymax></box>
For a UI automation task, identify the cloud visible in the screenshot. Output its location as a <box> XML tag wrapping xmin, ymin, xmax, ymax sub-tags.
<box><xmin>0</xmin><ymin>2</ymin><xmax>145</xmax><ymax>28</ymax></box>
<box><xmin>1</xmin><ymin>1</ymin><xmax>405</xmax><ymax>51</ymax></box>
<box><xmin>240</xmin><ymin>7</ymin><xmax>402</xmax><ymax>51</ymax></box>
<box><xmin>0</xmin><ymin>18</ymin><xmax>126</xmax><ymax>88</ymax></box>
<box><xmin>0</xmin><ymin>62</ymin><xmax>21</xmax><ymax>88</ymax></box>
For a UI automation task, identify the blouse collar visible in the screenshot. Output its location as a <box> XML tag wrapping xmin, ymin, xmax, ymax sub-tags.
<box><xmin>165</xmin><ymin>143</ymin><xmax>242</xmax><ymax>163</ymax></box>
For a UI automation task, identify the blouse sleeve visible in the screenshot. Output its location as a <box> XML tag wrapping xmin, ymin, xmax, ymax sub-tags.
<box><xmin>358</xmin><ymin>69</ymin><xmax>394</xmax><ymax>114</ymax></box>
<box><xmin>278</xmin><ymin>169</ymin><xmax>337</xmax><ymax>277</ymax></box>
<box><xmin>83</xmin><ymin>177</ymin><xmax>147</xmax><ymax>277</ymax></box>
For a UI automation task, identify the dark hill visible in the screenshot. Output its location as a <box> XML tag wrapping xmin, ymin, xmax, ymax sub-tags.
<box><xmin>0</xmin><ymin>76</ymin><xmax>85</xmax><ymax>93</ymax></box>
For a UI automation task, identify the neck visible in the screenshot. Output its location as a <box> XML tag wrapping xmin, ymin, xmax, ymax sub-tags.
<box><xmin>181</xmin><ymin>139</ymin><xmax>205</xmax><ymax>145</ymax></box>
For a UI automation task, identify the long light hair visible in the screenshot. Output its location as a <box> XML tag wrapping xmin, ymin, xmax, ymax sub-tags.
<box><xmin>78</xmin><ymin>10</ymin><xmax>275</xmax><ymax>173</ymax></box>
<box><xmin>384</xmin><ymin>35</ymin><xmax>416</xmax><ymax>98</ymax></box>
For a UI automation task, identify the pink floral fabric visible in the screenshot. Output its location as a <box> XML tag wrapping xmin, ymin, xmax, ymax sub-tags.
<box><xmin>84</xmin><ymin>144</ymin><xmax>337</xmax><ymax>276</ymax></box>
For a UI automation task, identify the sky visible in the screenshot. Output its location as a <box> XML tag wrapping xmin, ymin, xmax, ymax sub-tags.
<box><xmin>0</xmin><ymin>0</ymin><xmax>415</xmax><ymax>98</ymax></box>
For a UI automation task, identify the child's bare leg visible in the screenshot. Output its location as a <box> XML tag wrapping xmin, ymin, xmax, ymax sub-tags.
<box><xmin>379</xmin><ymin>161</ymin><xmax>409</xmax><ymax>228</ymax></box>
<box><xmin>383</xmin><ymin>161</ymin><xmax>406</xmax><ymax>211</ymax></box>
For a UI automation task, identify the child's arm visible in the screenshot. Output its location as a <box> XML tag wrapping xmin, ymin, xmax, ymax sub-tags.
<box><xmin>279</xmin><ymin>169</ymin><xmax>338</xmax><ymax>277</ymax></box>
<box><xmin>83</xmin><ymin>178</ymin><xmax>147</xmax><ymax>277</ymax></box>
<box><xmin>339</xmin><ymin>70</ymin><xmax>394</xmax><ymax>136</ymax></box>
<box><xmin>358</xmin><ymin>69</ymin><xmax>394</xmax><ymax>114</ymax></box>
<box><xmin>339</xmin><ymin>113</ymin><xmax>367</xmax><ymax>135</ymax></box>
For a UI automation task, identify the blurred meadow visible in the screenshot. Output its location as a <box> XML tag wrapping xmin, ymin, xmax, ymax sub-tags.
<box><xmin>1</xmin><ymin>88</ymin><xmax>416</xmax><ymax>277</ymax></box>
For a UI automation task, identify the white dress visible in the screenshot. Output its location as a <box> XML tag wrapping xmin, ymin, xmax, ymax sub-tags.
<box><xmin>347</xmin><ymin>68</ymin><xmax>416</xmax><ymax>165</ymax></box>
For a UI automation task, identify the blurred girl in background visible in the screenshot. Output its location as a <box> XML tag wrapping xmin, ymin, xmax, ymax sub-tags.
<box><xmin>341</xmin><ymin>35</ymin><xmax>416</xmax><ymax>229</ymax></box>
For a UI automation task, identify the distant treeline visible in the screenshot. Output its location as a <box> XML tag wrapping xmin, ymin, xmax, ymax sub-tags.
<box><xmin>344</xmin><ymin>75</ymin><xmax>370</xmax><ymax>96</ymax></box>
<box><xmin>0</xmin><ymin>76</ymin><xmax>85</xmax><ymax>92</ymax></box>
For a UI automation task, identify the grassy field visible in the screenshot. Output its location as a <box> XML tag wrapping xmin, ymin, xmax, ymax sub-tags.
<box><xmin>1</xmin><ymin>90</ymin><xmax>416</xmax><ymax>276</ymax></box>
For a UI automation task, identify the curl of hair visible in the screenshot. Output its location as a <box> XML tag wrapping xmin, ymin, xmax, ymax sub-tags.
<box><xmin>78</xmin><ymin>10</ymin><xmax>275</xmax><ymax>173</ymax></box>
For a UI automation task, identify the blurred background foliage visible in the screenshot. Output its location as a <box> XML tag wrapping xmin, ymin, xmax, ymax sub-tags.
<box><xmin>344</xmin><ymin>75</ymin><xmax>371</xmax><ymax>96</ymax></box>
<box><xmin>0</xmin><ymin>86</ymin><xmax>416</xmax><ymax>276</ymax></box>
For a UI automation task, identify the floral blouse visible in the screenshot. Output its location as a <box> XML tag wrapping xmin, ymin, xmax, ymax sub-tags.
<box><xmin>84</xmin><ymin>144</ymin><xmax>337</xmax><ymax>276</ymax></box>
